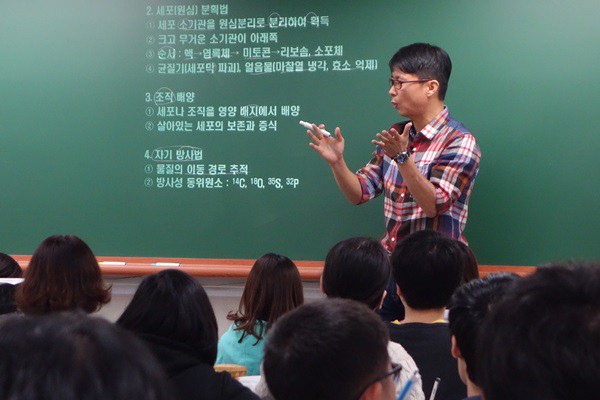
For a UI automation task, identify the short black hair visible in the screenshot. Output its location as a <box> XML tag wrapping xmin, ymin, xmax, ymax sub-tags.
<box><xmin>391</xmin><ymin>230</ymin><xmax>463</xmax><ymax>309</ymax></box>
<box><xmin>478</xmin><ymin>262</ymin><xmax>600</xmax><ymax>400</ymax></box>
<box><xmin>0</xmin><ymin>312</ymin><xmax>171</xmax><ymax>400</ymax></box>
<box><xmin>389</xmin><ymin>43</ymin><xmax>452</xmax><ymax>100</ymax></box>
<box><xmin>263</xmin><ymin>298</ymin><xmax>390</xmax><ymax>400</ymax></box>
<box><xmin>448</xmin><ymin>273</ymin><xmax>520</xmax><ymax>386</ymax></box>
<box><xmin>0</xmin><ymin>253</ymin><xmax>22</xmax><ymax>315</ymax></box>
<box><xmin>321</xmin><ymin>237</ymin><xmax>391</xmax><ymax>310</ymax></box>
<box><xmin>117</xmin><ymin>269</ymin><xmax>219</xmax><ymax>365</ymax></box>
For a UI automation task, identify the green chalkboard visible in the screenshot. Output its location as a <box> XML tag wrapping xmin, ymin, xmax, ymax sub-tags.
<box><xmin>1</xmin><ymin>0</ymin><xmax>599</xmax><ymax>265</ymax></box>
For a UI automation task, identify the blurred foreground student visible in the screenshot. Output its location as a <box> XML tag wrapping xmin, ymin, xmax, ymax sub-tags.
<box><xmin>118</xmin><ymin>269</ymin><xmax>258</xmax><ymax>400</ymax></box>
<box><xmin>217</xmin><ymin>253</ymin><xmax>303</xmax><ymax>375</ymax></box>
<box><xmin>448</xmin><ymin>273</ymin><xmax>520</xmax><ymax>400</ymax></box>
<box><xmin>0</xmin><ymin>312</ymin><xmax>171</xmax><ymax>400</ymax></box>
<box><xmin>16</xmin><ymin>235</ymin><xmax>110</xmax><ymax>314</ymax></box>
<box><xmin>264</xmin><ymin>299</ymin><xmax>398</xmax><ymax>400</ymax></box>
<box><xmin>478</xmin><ymin>262</ymin><xmax>600</xmax><ymax>400</ymax></box>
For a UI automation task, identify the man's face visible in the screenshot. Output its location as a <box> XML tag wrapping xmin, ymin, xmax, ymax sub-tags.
<box><xmin>388</xmin><ymin>68</ymin><xmax>429</xmax><ymax>119</ymax></box>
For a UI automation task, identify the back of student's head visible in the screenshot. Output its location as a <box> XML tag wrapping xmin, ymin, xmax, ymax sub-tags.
<box><xmin>391</xmin><ymin>230</ymin><xmax>463</xmax><ymax>309</ymax></box>
<box><xmin>16</xmin><ymin>235</ymin><xmax>111</xmax><ymax>314</ymax></box>
<box><xmin>321</xmin><ymin>237</ymin><xmax>391</xmax><ymax>310</ymax></box>
<box><xmin>117</xmin><ymin>269</ymin><xmax>218</xmax><ymax>364</ymax></box>
<box><xmin>478</xmin><ymin>261</ymin><xmax>600</xmax><ymax>400</ymax></box>
<box><xmin>264</xmin><ymin>298</ymin><xmax>391</xmax><ymax>400</ymax></box>
<box><xmin>228</xmin><ymin>253</ymin><xmax>303</xmax><ymax>340</ymax></box>
<box><xmin>388</xmin><ymin>42</ymin><xmax>452</xmax><ymax>100</ymax></box>
<box><xmin>0</xmin><ymin>312</ymin><xmax>172</xmax><ymax>400</ymax></box>
<box><xmin>448</xmin><ymin>273</ymin><xmax>520</xmax><ymax>386</ymax></box>
<box><xmin>456</xmin><ymin>241</ymin><xmax>480</xmax><ymax>284</ymax></box>
<box><xmin>0</xmin><ymin>253</ymin><xmax>23</xmax><ymax>314</ymax></box>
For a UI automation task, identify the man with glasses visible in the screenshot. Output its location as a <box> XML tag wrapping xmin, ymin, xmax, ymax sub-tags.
<box><xmin>307</xmin><ymin>42</ymin><xmax>481</xmax><ymax>321</ymax></box>
<box><xmin>263</xmin><ymin>298</ymin><xmax>400</xmax><ymax>400</ymax></box>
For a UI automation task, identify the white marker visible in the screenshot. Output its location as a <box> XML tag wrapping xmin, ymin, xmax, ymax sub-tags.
<box><xmin>100</xmin><ymin>261</ymin><xmax>127</xmax><ymax>266</ymax></box>
<box><xmin>152</xmin><ymin>262</ymin><xmax>181</xmax><ymax>267</ymax></box>
<box><xmin>299</xmin><ymin>120</ymin><xmax>332</xmax><ymax>137</ymax></box>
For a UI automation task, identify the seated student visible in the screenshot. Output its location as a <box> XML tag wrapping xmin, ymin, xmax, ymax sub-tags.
<box><xmin>16</xmin><ymin>235</ymin><xmax>111</xmax><ymax>314</ymax></box>
<box><xmin>320</xmin><ymin>237</ymin><xmax>424</xmax><ymax>400</ymax></box>
<box><xmin>217</xmin><ymin>253</ymin><xmax>303</xmax><ymax>376</ymax></box>
<box><xmin>447</xmin><ymin>273</ymin><xmax>520</xmax><ymax>400</ymax></box>
<box><xmin>264</xmin><ymin>298</ymin><xmax>399</xmax><ymax>400</ymax></box>
<box><xmin>388</xmin><ymin>230</ymin><xmax>466</xmax><ymax>400</ymax></box>
<box><xmin>0</xmin><ymin>252</ymin><xmax>23</xmax><ymax>314</ymax></box>
<box><xmin>478</xmin><ymin>262</ymin><xmax>600</xmax><ymax>400</ymax></box>
<box><xmin>0</xmin><ymin>312</ymin><xmax>171</xmax><ymax>400</ymax></box>
<box><xmin>117</xmin><ymin>269</ymin><xmax>258</xmax><ymax>400</ymax></box>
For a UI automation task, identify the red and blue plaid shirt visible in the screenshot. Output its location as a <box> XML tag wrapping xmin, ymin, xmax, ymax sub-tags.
<box><xmin>356</xmin><ymin>107</ymin><xmax>481</xmax><ymax>253</ymax></box>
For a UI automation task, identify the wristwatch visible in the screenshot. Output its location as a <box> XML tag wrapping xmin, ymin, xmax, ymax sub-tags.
<box><xmin>393</xmin><ymin>150</ymin><xmax>410</xmax><ymax>165</ymax></box>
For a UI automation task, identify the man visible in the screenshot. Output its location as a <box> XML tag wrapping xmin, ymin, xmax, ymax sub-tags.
<box><xmin>307</xmin><ymin>43</ymin><xmax>481</xmax><ymax>252</ymax></box>
<box><xmin>447</xmin><ymin>273</ymin><xmax>520</xmax><ymax>400</ymax></box>
<box><xmin>478</xmin><ymin>262</ymin><xmax>600</xmax><ymax>400</ymax></box>
<box><xmin>263</xmin><ymin>298</ymin><xmax>399</xmax><ymax>400</ymax></box>
<box><xmin>388</xmin><ymin>230</ymin><xmax>466</xmax><ymax>400</ymax></box>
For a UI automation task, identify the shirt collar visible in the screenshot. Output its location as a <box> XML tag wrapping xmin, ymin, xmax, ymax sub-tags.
<box><xmin>414</xmin><ymin>106</ymin><xmax>449</xmax><ymax>140</ymax></box>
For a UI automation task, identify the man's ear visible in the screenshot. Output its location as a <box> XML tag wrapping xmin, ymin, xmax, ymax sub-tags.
<box><xmin>424</xmin><ymin>79</ymin><xmax>440</xmax><ymax>98</ymax></box>
<box><xmin>451</xmin><ymin>335</ymin><xmax>462</xmax><ymax>360</ymax></box>
<box><xmin>360</xmin><ymin>380</ymin><xmax>382</xmax><ymax>400</ymax></box>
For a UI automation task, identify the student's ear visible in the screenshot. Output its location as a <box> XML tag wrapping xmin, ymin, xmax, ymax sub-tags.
<box><xmin>360</xmin><ymin>380</ymin><xmax>382</xmax><ymax>400</ymax></box>
<box><xmin>451</xmin><ymin>335</ymin><xmax>462</xmax><ymax>360</ymax></box>
<box><xmin>396</xmin><ymin>284</ymin><xmax>402</xmax><ymax>298</ymax></box>
<box><xmin>377</xmin><ymin>290</ymin><xmax>387</xmax><ymax>310</ymax></box>
<box><xmin>319</xmin><ymin>275</ymin><xmax>325</xmax><ymax>294</ymax></box>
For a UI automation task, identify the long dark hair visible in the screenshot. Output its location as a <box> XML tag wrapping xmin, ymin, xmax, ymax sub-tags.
<box><xmin>228</xmin><ymin>253</ymin><xmax>303</xmax><ymax>342</ymax></box>
<box><xmin>117</xmin><ymin>269</ymin><xmax>219</xmax><ymax>365</ymax></box>
<box><xmin>16</xmin><ymin>235</ymin><xmax>111</xmax><ymax>314</ymax></box>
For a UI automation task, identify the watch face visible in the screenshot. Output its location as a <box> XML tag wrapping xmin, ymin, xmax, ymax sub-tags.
<box><xmin>395</xmin><ymin>152</ymin><xmax>409</xmax><ymax>164</ymax></box>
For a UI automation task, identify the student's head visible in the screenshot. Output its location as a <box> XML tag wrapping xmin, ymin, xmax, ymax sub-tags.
<box><xmin>389</xmin><ymin>42</ymin><xmax>452</xmax><ymax>101</ymax></box>
<box><xmin>448</xmin><ymin>273</ymin><xmax>520</xmax><ymax>388</ymax></box>
<box><xmin>0</xmin><ymin>253</ymin><xmax>23</xmax><ymax>314</ymax></box>
<box><xmin>478</xmin><ymin>262</ymin><xmax>600</xmax><ymax>400</ymax></box>
<box><xmin>391</xmin><ymin>230</ymin><xmax>463</xmax><ymax>310</ymax></box>
<box><xmin>0</xmin><ymin>312</ymin><xmax>172</xmax><ymax>400</ymax></box>
<box><xmin>264</xmin><ymin>298</ymin><xmax>396</xmax><ymax>400</ymax></box>
<box><xmin>321</xmin><ymin>237</ymin><xmax>390</xmax><ymax>310</ymax></box>
<box><xmin>0</xmin><ymin>253</ymin><xmax>22</xmax><ymax>278</ymax></box>
<box><xmin>117</xmin><ymin>269</ymin><xmax>218</xmax><ymax>364</ymax></box>
<box><xmin>456</xmin><ymin>241</ymin><xmax>480</xmax><ymax>284</ymax></box>
<box><xmin>228</xmin><ymin>253</ymin><xmax>303</xmax><ymax>340</ymax></box>
<box><xmin>16</xmin><ymin>235</ymin><xmax>111</xmax><ymax>314</ymax></box>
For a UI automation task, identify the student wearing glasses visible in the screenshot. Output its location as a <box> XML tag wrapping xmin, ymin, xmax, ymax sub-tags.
<box><xmin>263</xmin><ymin>298</ymin><xmax>400</xmax><ymax>400</ymax></box>
<box><xmin>306</xmin><ymin>43</ymin><xmax>481</xmax><ymax>321</ymax></box>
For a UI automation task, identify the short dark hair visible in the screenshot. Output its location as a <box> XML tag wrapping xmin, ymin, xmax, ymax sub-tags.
<box><xmin>448</xmin><ymin>273</ymin><xmax>520</xmax><ymax>386</ymax></box>
<box><xmin>0</xmin><ymin>313</ymin><xmax>172</xmax><ymax>400</ymax></box>
<box><xmin>0</xmin><ymin>253</ymin><xmax>23</xmax><ymax>314</ymax></box>
<box><xmin>478</xmin><ymin>262</ymin><xmax>600</xmax><ymax>400</ymax></box>
<box><xmin>228</xmin><ymin>253</ymin><xmax>303</xmax><ymax>342</ymax></box>
<box><xmin>263</xmin><ymin>298</ymin><xmax>390</xmax><ymax>400</ymax></box>
<box><xmin>391</xmin><ymin>230</ymin><xmax>463</xmax><ymax>309</ymax></box>
<box><xmin>16</xmin><ymin>235</ymin><xmax>111</xmax><ymax>314</ymax></box>
<box><xmin>321</xmin><ymin>237</ymin><xmax>391</xmax><ymax>309</ymax></box>
<box><xmin>117</xmin><ymin>269</ymin><xmax>219</xmax><ymax>364</ymax></box>
<box><xmin>456</xmin><ymin>241</ymin><xmax>480</xmax><ymax>284</ymax></box>
<box><xmin>389</xmin><ymin>43</ymin><xmax>452</xmax><ymax>100</ymax></box>
<box><xmin>0</xmin><ymin>253</ymin><xmax>22</xmax><ymax>278</ymax></box>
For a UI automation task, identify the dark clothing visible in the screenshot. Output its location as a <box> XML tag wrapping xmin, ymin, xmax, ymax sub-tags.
<box><xmin>378</xmin><ymin>277</ymin><xmax>405</xmax><ymax>321</ymax></box>
<box><xmin>138</xmin><ymin>333</ymin><xmax>259</xmax><ymax>400</ymax></box>
<box><xmin>388</xmin><ymin>322</ymin><xmax>466</xmax><ymax>400</ymax></box>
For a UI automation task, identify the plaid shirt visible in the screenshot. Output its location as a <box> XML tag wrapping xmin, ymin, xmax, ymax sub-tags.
<box><xmin>356</xmin><ymin>107</ymin><xmax>481</xmax><ymax>253</ymax></box>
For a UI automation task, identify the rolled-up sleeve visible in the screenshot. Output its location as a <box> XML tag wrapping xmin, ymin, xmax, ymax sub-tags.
<box><xmin>356</xmin><ymin>150</ymin><xmax>385</xmax><ymax>205</ymax></box>
<box><xmin>429</xmin><ymin>133</ymin><xmax>481</xmax><ymax>214</ymax></box>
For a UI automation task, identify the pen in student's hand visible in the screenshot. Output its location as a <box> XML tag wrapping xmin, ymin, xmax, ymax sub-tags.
<box><xmin>397</xmin><ymin>371</ymin><xmax>420</xmax><ymax>400</ymax></box>
<box><xmin>429</xmin><ymin>377</ymin><xmax>441</xmax><ymax>400</ymax></box>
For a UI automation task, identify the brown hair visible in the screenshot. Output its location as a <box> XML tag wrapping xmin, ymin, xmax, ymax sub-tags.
<box><xmin>227</xmin><ymin>253</ymin><xmax>303</xmax><ymax>342</ymax></box>
<box><xmin>16</xmin><ymin>235</ymin><xmax>111</xmax><ymax>314</ymax></box>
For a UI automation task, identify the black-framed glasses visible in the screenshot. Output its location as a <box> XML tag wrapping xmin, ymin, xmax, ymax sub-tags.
<box><xmin>389</xmin><ymin>78</ymin><xmax>430</xmax><ymax>90</ymax></box>
<box><xmin>352</xmin><ymin>363</ymin><xmax>402</xmax><ymax>400</ymax></box>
